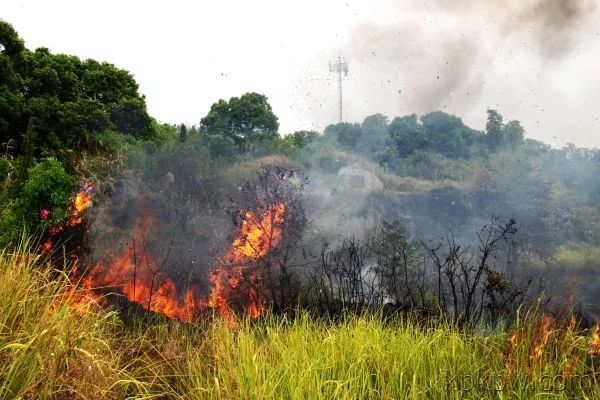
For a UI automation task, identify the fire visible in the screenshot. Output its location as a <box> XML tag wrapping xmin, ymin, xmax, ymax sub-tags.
<box><xmin>40</xmin><ymin>240</ymin><xmax>53</xmax><ymax>252</ymax></box>
<box><xmin>83</xmin><ymin>202</ymin><xmax>286</xmax><ymax>322</ymax></box>
<box><xmin>208</xmin><ymin>203</ymin><xmax>286</xmax><ymax>319</ymax></box>
<box><xmin>505</xmin><ymin>314</ymin><xmax>557</xmax><ymax>379</ymax></box>
<box><xmin>83</xmin><ymin>242</ymin><xmax>200</xmax><ymax>321</ymax></box>
<box><xmin>591</xmin><ymin>323</ymin><xmax>600</xmax><ymax>356</ymax></box>
<box><xmin>39</xmin><ymin>182</ymin><xmax>94</xmax><ymax>252</ymax></box>
<box><xmin>533</xmin><ymin>315</ymin><xmax>554</xmax><ymax>364</ymax></box>
<box><xmin>69</xmin><ymin>191</ymin><xmax>93</xmax><ymax>226</ymax></box>
<box><xmin>226</xmin><ymin>203</ymin><xmax>286</xmax><ymax>262</ymax></box>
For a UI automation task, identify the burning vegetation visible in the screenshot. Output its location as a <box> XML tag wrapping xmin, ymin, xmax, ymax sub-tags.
<box><xmin>208</xmin><ymin>202</ymin><xmax>286</xmax><ymax>318</ymax></box>
<box><xmin>591</xmin><ymin>323</ymin><xmax>600</xmax><ymax>357</ymax></box>
<box><xmin>78</xmin><ymin>166</ymin><xmax>304</xmax><ymax>322</ymax></box>
<box><xmin>82</xmin><ymin>201</ymin><xmax>287</xmax><ymax>321</ymax></box>
<box><xmin>29</xmin><ymin>159</ymin><xmax>600</xmax><ymax>396</ymax></box>
<box><xmin>40</xmin><ymin>180</ymin><xmax>95</xmax><ymax>253</ymax></box>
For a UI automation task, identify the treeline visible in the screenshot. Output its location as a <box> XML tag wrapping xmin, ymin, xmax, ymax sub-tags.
<box><xmin>0</xmin><ymin>20</ymin><xmax>159</xmax><ymax>244</ymax></box>
<box><xmin>0</xmin><ymin>21</ymin><xmax>155</xmax><ymax>157</ymax></box>
<box><xmin>2</xmin><ymin>18</ymin><xmax>600</xmax><ymax>264</ymax></box>
<box><xmin>324</xmin><ymin>109</ymin><xmax>523</xmax><ymax>159</ymax></box>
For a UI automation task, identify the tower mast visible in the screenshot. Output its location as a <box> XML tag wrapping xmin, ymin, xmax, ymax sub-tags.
<box><xmin>329</xmin><ymin>56</ymin><xmax>349</xmax><ymax>123</ymax></box>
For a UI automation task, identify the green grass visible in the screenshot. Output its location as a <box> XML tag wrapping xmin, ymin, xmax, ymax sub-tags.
<box><xmin>0</xmin><ymin>242</ymin><xmax>598</xmax><ymax>399</ymax></box>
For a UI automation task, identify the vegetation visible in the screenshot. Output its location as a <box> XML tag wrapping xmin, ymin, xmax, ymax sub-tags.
<box><xmin>0</xmin><ymin>244</ymin><xmax>598</xmax><ymax>399</ymax></box>
<box><xmin>1</xmin><ymin>19</ymin><xmax>600</xmax><ymax>399</ymax></box>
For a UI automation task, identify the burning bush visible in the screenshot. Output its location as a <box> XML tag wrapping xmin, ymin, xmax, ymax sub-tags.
<box><xmin>80</xmin><ymin>165</ymin><xmax>307</xmax><ymax>321</ymax></box>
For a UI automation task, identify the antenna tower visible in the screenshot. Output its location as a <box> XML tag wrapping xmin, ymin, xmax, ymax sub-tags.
<box><xmin>329</xmin><ymin>56</ymin><xmax>349</xmax><ymax>123</ymax></box>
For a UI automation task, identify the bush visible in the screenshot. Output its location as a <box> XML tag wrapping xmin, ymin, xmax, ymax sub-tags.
<box><xmin>0</xmin><ymin>157</ymin><xmax>73</xmax><ymax>245</ymax></box>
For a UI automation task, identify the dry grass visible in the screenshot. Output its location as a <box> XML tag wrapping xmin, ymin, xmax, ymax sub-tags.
<box><xmin>0</xmin><ymin>242</ymin><xmax>598</xmax><ymax>399</ymax></box>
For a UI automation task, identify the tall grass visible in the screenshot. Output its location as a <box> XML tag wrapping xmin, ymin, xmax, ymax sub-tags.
<box><xmin>0</xmin><ymin>242</ymin><xmax>597</xmax><ymax>399</ymax></box>
<box><xmin>0</xmin><ymin>239</ymin><xmax>124</xmax><ymax>399</ymax></box>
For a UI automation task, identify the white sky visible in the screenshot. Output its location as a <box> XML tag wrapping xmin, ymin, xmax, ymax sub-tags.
<box><xmin>3</xmin><ymin>0</ymin><xmax>600</xmax><ymax>148</ymax></box>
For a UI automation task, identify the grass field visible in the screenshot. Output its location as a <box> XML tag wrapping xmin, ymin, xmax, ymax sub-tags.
<box><xmin>0</xmin><ymin>243</ymin><xmax>598</xmax><ymax>399</ymax></box>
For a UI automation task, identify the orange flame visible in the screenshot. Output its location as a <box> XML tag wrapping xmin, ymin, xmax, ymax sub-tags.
<box><xmin>591</xmin><ymin>323</ymin><xmax>600</xmax><ymax>357</ymax></box>
<box><xmin>83</xmin><ymin>243</ymin><xmax>202</xmax><ymax>321</ymax></box>
<box><xmin>41</xmin><ymin>240</ymin><xmax>53</xmax><ymax>252</ymax></box>
<box><xmin>83</xmin><ymin>202</ymin><xmax>286</xmax><ymax>322</ymax></box>
<box><xmin>209</xmin><ymin>203</ymin><xmax>286</xmax><ymax>319</ymax></box>
<box><xmin>533</xmin><ymin>315</ymin><xmax>555</xmax><ymax>364</ymax></box>
<box><xmin>69</xmin><ymin>191</ymin><xmax>93</xmax><ymax>226</ymax></box>
<box><xmin>39</xmin><ymin>187</ymin><xmax>93</xmax><ymax>252</ymax></box>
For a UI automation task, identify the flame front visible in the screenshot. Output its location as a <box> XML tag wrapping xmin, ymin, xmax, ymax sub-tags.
<box><xmin>83</xmin><ymin>202</ymin><xmax>286</xmax><ymax>322</ymax></box>
<box><xmin>83</xmin><ymin>240</ymin><xmax>201</xmax><ymax>321</ymax></box>
<box><xmin>227</xmin><ymin>203</ymin><xmax>286</xmax><ymax>262</ymax></box>
<box><xmin>533</xmin><ymin>315</ymin><xmax>554</xmax><ymax>364</ymax></box>
<box><xmin>209</xmin><ymin>203</ymin><xmax>286</xmax><ymax>319</ymax></box>
<box><xmin>591</xmin><ymin>323</ymin><xmax>600</xmax><ymax>356</ymax></box>
<box><xmin>41</xmin><ymin>187</ymin><xmax>94</xmax><ymax>252</ymax></box>
<box><xmin>69</xmin><ymin>191</ymin><xmax>93</xmax><ymax>226</ymax></box>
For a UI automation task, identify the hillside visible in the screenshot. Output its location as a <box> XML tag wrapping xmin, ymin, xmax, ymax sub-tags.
<box><xmin>1</xmin><ymin>18</ymin><xmax>600</xmax><ymax>399</ymax></box>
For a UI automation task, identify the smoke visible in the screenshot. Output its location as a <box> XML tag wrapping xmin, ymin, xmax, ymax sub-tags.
<box><xmin>85</xmin><ymin>149</ymin><xmax>236</xmax><ymax>301</ymax></box>
<box><xmin>341</xmin><ymin>0</ymin><xmax>597</xmax><ymax>113</ymax></box>
<box><xmin>435</xmin><ymin>0</ymin><xmax>597</xmax><ymax>58</ymax></box>
<box><xmin>338</xmin><ymin>20</ymin><xmax>488</xmax><ymax>115</ymax></box>
<box><xmin>293</xmin><ymin>0</ymin><xmax>599</xmax><ymax>145</ymax></box>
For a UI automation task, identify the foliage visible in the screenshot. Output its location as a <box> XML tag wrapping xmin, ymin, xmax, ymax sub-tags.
<box><xmin>324</xmin><ymin>122</ymin><xmax>363</xmax><ymax>149</ymax></box>
<box><xmin>0</xmin><ymin>20</ymin><xmax>155</xmax><ymax>160</ymax></box>
<box><xmin>0</xmin><ymin>241</ymin><xmax>124</xmax><ymax>399</ymax></box>
<box><xmin>0</xmin><ymin>244</ymin><xmax>598</xmax><ymax>399</ymax></box>
<box><xmin>109</xmin><ymin>97</ymin><xmax>154</xmax><ymax>140</ymax></box>
<box><xmin>200</xmin><ymin>92</ymin><xmax>279</xmax><ymax>150</ymax></box>
<box><xmin>0</xmin><ymin>158</ymin><xmax>73</xmax><ymax>245</ymax></box>
<box><xmin>205</xmin><ymin>134</ymin><xmax>237</xmax><ymax>159</ymax></box>
<box><xmin>388</xmin><ymin>114</ymin><xmax>427</xmax><ymax>157</ymax></box>
<box><xmin>179</xmin><ymin>123</ymin><xmax>187</xmax><ymax>142</ymax></box>
<box><xmin>554</xmin><ymin>242</ymin><xmax>600</xmax><ymax>268</ymax></box>
<box><xmin>421</xmin><ymin>111</ymin><xmax>474</xmax><ymax>158</ymax></box>
<box><xmin>485</xmin><ymin>109</ymin><xmax>504</xmax><ymax>150</ymax></box>
<box><xmin>371</xmin><ymin>221</ymin><xmax>420</xmax><ymax>307</ymax></box>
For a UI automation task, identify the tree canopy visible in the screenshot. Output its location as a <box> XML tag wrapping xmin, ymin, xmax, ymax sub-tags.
<box><xmin>200</xmin><ymin>92</ymin><xmax>279</xmax><ymax>149</ymax></box>
<box><xmin>388</xmin><ymin>114</ymin><xmax>427</xmax><ymax>157</ymax></box>
<box><xmin>0</xmin><ymin>20</ymin><xmax>155</xmax><ymax>159</ymax></box>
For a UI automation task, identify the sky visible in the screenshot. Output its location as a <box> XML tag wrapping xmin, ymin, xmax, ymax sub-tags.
<box><xmin>3</xmin><ymin>0</ymin><xmax>600</xmax><ymax>148</ymax></box>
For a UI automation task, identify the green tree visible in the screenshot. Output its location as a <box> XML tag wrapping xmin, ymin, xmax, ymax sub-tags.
<box><xmin>0</xmin><ymin>20</ymin><xmax>24</xmax><ymax>56</ymax></box>
<box><xmin>503</xmin><ymin>120</ymin><xmax>524</xmax><ymax>147</ymax></box>
<box><xmin>179</xmin><ymin>123</ymin><xmax>188</xmax><ymax>142</ymax></box>
<box><xmin>0</xmin><ymin>20</ymin><xmax>156</xmax><ymax>157</ymax></box>
<box><xmin>0</xmin><ymin>21</ymin><xmax>25</xmax><ymax>149</ymax></box>
<box><xmin>361</xmin><ymin>113</ymin><xmax>388</xmax><ymax>135</ymax></box>
<box><xmin>485</xmin><ymin>109</ymin><xmax>504</xmax><ymax>151</ymax></box>
<box><xmin>200</xmin><ymin>92</ymin><xmax>279</xmax><ymax>149</ymax></box>
<box><xmin>272</xmin><ymin>130</ymin><xmax>319</xmax><ymax>155</ymax></box>
<box><xmin>388</xmin><ymin>114</ymin><xmax>427</xmax><ymax>157</ymax></box>
<box><xmin>109</xmin><ymin>98</ymin><xmax>154</xmax><ymax>139</ymax></box>
<box><xmin>0</xmin><ymin>157</ymin><xmax>73</xmax><ymax>245</ymax></box>
<box><xmin>205</xmin><ymin>134</ymin><xmax>236</xmax><ymax>159</ymax></box>
<box><xmin>324</xmin><ymin>122</ymin><xmax>362</xmax><ymax>149</ymax></box>
<box><xmin>359</xmin><ymin>113</ymin><xmax>388</xmax><ymax>154</ymax></box>
<box><xmin>371</xmin><ymin>220</ymin><xmax>420</xmax><ymax>307</ymax></box>
<box><xmin>421</xmin><ymin>111</ymin><xmax>472</xmax><ymax>158</ymax></box>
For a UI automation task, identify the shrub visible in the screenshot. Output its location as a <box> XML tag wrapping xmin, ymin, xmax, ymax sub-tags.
<box><xmin>0</xmin><ymin>158</ymin><xmax>73</xmax><ymax>245</ymax></box>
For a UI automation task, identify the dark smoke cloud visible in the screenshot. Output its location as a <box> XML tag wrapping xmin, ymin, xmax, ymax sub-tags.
<box><xmin>435</xmin><ymin>0</ymin><xmax>597</xmax><ymax>58</ymax></box>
